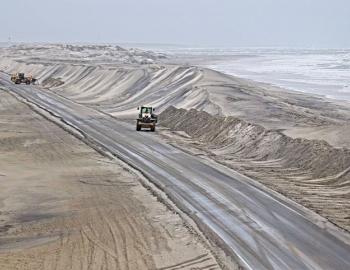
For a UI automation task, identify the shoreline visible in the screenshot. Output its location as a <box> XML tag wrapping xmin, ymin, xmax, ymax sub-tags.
<box><xmin>207</xmin><ymin>64</ymin><xmax>350</xmax><ymax>103</ymax></box>
<box><xmin>157</xmin><ymin>47</ymin><xmax>350</xmax><ymax>103</ymax></box>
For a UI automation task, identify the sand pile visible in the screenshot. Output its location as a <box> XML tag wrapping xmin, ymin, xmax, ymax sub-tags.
<box><xmin>41</xmin><ymin>77</ymin><xmax>65</xmax><ymax>88</ymax></box>
<box><xmin>160</xmin><ymin>106</ymin><xmax>350</xmax><ymax>180</ymax></box>
<box><xmin>160</xmin><ymin>106</ymin><xmax>350</xmax><ymax>230</ymax></box>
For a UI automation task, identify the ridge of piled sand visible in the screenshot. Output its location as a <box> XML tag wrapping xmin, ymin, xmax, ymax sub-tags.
<box><xmin>159</xmin><ymin>106</ymin><xmax>350</xmax><ymax>231</ymax></box>
<box><xmin>160</xmin><ymin>106</ymin><xmax>350</xmax><ymax>180</ymax></box>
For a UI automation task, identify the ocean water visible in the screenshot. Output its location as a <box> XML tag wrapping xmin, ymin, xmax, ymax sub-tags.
<box><xmin>145</xmin><ymin>46</ymin><xmax>350</xmax><ymax>101</ymax></box>
<box><xmin>207</xmin><ymin>48</ymin><xmax>350</xmax><ymax>101</ymax></box>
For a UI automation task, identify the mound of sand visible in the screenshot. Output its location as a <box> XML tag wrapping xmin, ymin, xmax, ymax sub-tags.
<box><xmin>159</xmin><ymin>106</ymin><xmax>350</xmax><ymax>230</ymax></box>
<box><xmin>41</xmin><ymin>77</ymin><xmax>64</xmax><ymax>88</ymax></box>
<box><xmin>160</xmin><ymin>106</ymin><xmax>350</xmax><ymax>180</ymax></box>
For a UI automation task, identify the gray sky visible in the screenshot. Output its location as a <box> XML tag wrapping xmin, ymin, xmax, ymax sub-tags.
<box><xmin>1</xmin><ymin>0</ymin><xmax>349</xmax><ymax>47</ymax></box>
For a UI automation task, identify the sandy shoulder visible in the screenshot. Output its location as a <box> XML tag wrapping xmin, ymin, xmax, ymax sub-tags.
<box><xmin>0</xmin><ymin>90</ymin><xmax>224</xmax><ymax>270</ymax></box>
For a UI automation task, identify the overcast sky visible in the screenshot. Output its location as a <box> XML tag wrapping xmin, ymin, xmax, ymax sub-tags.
<box><xmin>1</xmin><ymin>0</ymin><xmax>349</xmax><ymax>47</ymax></box>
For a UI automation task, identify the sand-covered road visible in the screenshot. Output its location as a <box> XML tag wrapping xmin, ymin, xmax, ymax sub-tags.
<box><xmin>2</xmin><ymin>72</ymin><xmax>350</xmax><ymax>270</ymax></box>
<box><xmin>0</xmin><ymin>90</ymin><xmax>223</xmax><ymax>270</ymax></box>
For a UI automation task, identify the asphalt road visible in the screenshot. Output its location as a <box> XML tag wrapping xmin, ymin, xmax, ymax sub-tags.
<box><xmin>1</xmin><ymin>73</ymin><xmax>350</xmax><ymax>270</ymax></box>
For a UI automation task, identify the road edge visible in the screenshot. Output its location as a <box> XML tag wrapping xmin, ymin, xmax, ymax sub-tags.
<box><xmin>1</xmin><ymin>87</ymin><xmax>242</xmax><ymax>270</ymax></box>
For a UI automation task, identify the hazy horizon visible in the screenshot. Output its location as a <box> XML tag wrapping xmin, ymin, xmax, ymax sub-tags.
<box><xmin>1</xmin><ymin>0</ymin><xmax>350</xmax><ymax>48</ymax></box>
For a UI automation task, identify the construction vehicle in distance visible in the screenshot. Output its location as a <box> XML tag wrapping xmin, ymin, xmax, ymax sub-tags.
<box><xmin>11</xmin><ymin>73</ymin><xmax>37</xmax><ymax>85</ymax></box>
<box><xmin>136</xmin><ymin>106</ymin><xmax>158</xmax><ymax>132</ymax></box>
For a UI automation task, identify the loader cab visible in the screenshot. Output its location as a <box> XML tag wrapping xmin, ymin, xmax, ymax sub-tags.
<box><xmin>141</xmin><ymin>106</ymin><xmax>152</xmax><ymax>114</ymax></box>
<box><xmin>136</xmin><ymin>106</ymin><xmax>158</xmax><ymax>132</ymax></box>
<box><xmin>137</xmin><ymin>106</ymin><xmax>155</xmax><ymax>118</ymax></box>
